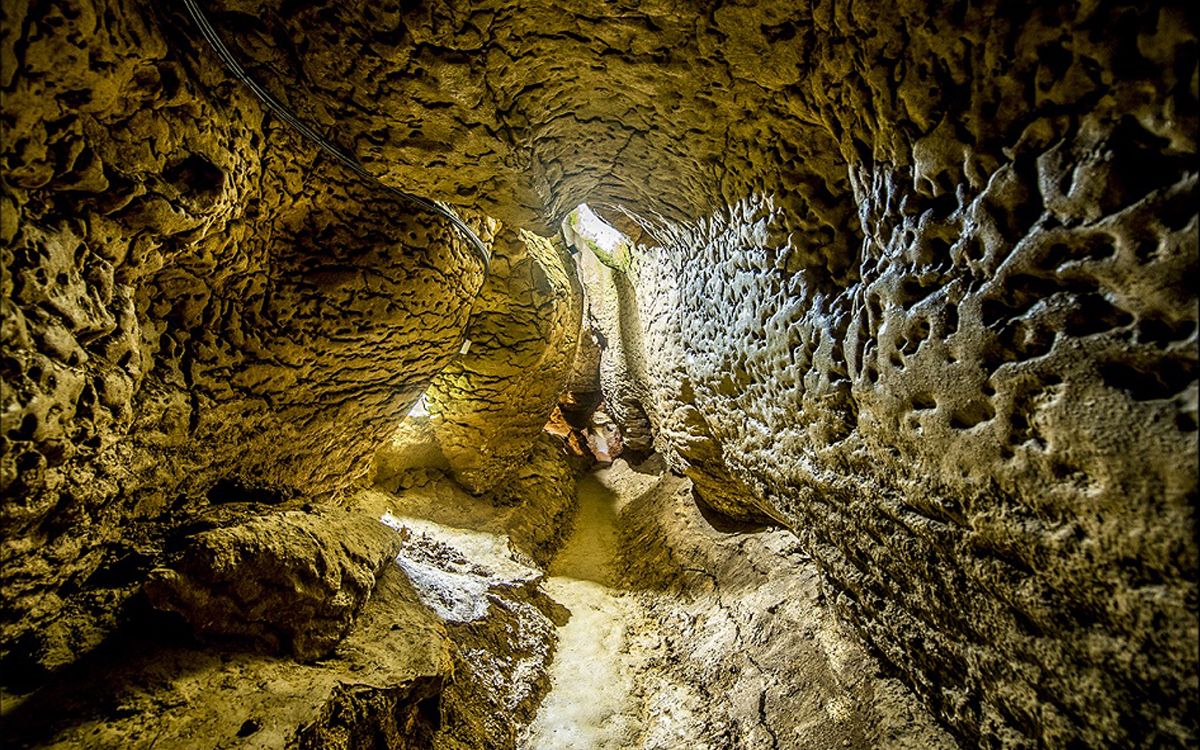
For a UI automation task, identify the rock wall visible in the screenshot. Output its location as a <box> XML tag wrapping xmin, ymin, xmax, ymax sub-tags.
<box><xmin>425</xmin><ymin>227</ymin><xmax>581</xmax><ymax>493</ymax></box>
<box><xmin>582</xmin><ymin>5</ymin><xmax>1194</xmax><ymax>745</ymax></box>
<box><xmin>602</xmin><ymin>163</ymin><xmax>1197</xmax><ymax>744</ymax></box>
<box><xmin>1</xmin><ymin>0</ymin><xmax>492</xmax><ymax>679</ymax></box>
<box><xmin>578</xmin><ymin>243</ymin><xmax>769</xmax><ymax>522</ymax></box>
<box><xmin>3</xmin><ymin>0</ymin><xmax>1196</xmax><ymax>746</ymax></box>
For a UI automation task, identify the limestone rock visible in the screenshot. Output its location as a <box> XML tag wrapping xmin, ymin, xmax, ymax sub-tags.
<box><xmin>0</xmin><ymin>564</ymin><xmax>454</xmax><ymax>749</ymax></box>
<box><xmin>558</xmin><ymin>328</ymin><xmax>605</xmax><ymax>428</ymax></box>
<box><xmin>2</xmin><ymin>0</ymin><xmax>1196</xmax><ymax>745</ymax></box>
<box><xmin>373</xmin><ymin>493</ymin><xmax>567</xmax><ymax>750</ymax></box>
<box><xmin>611</xmin><ymin>462</ymin><xmax>956</xmax><ymax>749</ymax></box>
<box><xmin>426</xmin><ymin>227</ymin><xmax>582</xmax><ymax>493</ymax></box>
<box><xmin>371</xmin><ymin>418</ymin><xmax>452</xmax><ymax>493</ymax></box>
<box><xmin>1</xmin><ymin>0</ymin><xmax>490</xmax><ymax>674</ymax></box>
<box><xmin>576</xmin><ymin>249</ymin><xmax>657</xmax><ymax>455</ymax></box>
<box><xmin>144</xmin><ymin>508</ymin><xmax>403</xmax><ymax>660</ymax></box>
<box><xmin>372</xmin><ymin>431</ymin><xmax>579</xmax><ymax>569</ymax></box>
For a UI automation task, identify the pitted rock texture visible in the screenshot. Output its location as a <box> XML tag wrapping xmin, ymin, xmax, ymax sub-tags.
<box><xmin>593</xmin><ymin>159</ymin><xmax>1196</xmax><ymax>744</ymax></box>
<box><xmin>425</xmin><ymin>227</ymin><xmax>581</xmax><ymax>493</ymax></box>
<box><xmin>3</xmin><ymin>0</ymin><xmax>1197</xmax><ymax>746</ymax></box>
<box><xmin>1</xmin><ymin>0</ymin><xmax>490</xmax><ymax>675</ymax></box>
<box><xmin>612</xmin><ymin>462</ymin><xmax>955</xmax><ymax>750</ymax></box>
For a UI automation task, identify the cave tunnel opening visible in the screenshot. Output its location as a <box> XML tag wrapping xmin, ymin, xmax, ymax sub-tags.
<box><xmin>1</xmin><ymin>1</ymin><xmax>1196</xmax><ymax>749</ymax></box>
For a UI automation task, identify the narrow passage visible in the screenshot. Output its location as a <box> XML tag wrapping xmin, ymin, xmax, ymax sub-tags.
<box><xmin>523</xmin><ymin>472</ymin><xmax>647</xmax><ymax>749</ymax></box>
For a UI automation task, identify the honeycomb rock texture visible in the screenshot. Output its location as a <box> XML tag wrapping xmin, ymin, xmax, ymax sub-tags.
<box><xmin>426</xmin><ymin>227</ymin><xmax>581</xmax><ymax>493</ymax></box>
<box><xmin>2</xmin><ymin>0</ymin><xmax>1197</xmax><ymax>746</ymax></box>
<box><xmin>1</xmin><ymin>0</ymin><xmax>489</xmax><ymax>673</ymax></box>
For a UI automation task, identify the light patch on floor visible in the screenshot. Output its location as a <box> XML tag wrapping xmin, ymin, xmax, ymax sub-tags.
<box><xmin>522</xmin><ymin>473</ymin><xmax>646</xmax><ymax>749</ymax></box>
<box><xmin>381</xmin><ymin>513</ymin><xmax>538</xmax><ymax>622</ymax></box>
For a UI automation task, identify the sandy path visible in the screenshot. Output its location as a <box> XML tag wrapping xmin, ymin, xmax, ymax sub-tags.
<box><xmin>521</xmin><ymin>473</ymin><xmax>646</xmax><ymax>750</ymax></box>
<box><xmin>521</xmin><ymin>459</ymin><xmax>956</xmax><ymax>750</ymax></box>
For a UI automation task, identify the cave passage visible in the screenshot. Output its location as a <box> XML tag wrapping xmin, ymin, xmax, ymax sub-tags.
<box><xmin>1</xmin><ymin>1</ymin><xmax>1196</xmax><ymax>749</ymax></box>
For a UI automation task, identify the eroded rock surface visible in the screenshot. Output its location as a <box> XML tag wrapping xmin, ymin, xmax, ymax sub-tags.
<box><xmin>594</xmin><ymin>122</ymin><xmax>1197</xmax><ymax>744</ymax></box>
<box><xmin>369</xmin><ymin>453</ymin><xmax>577</xmax><ymax>750</ymax></box>
<box><xmin>425</xmin><ymin>227</ymin><xmax>581</xmax><ymax>493</ymax></box>
<box><xmin>1</xmin><ymin>0</ymin><xmax>491</xmax><ymax>676</ymax></box>
<box><xmin>0</xmin><ymin>564</ymin><xmax>454</xmax><ymax>749</ymax></box>
<box><xmin>3</xmin><ymin>0</ymin><xmax>1196</xmax><ymax>746</ymax></box>
<box><xmin>524</xmin><ymin>458</ymin><xmax>955</xmax><ymax>750</ymax></box>
<box><xmin>144</xmin><ymin>506</ymin><xmax>403</xmax><ymax>660</ymax></box>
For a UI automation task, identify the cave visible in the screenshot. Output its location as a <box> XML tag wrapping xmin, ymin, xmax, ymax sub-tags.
<box><xmin>0</xmin><ymin>1</ymin><xmax>1196</xmax><ymax>748</ymax></box>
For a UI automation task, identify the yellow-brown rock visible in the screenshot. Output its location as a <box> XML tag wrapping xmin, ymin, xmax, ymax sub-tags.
<box><xmin>144</xmin><ymin>506</ymin><xmax>404</xmax><ymax>660</ymax></box>
<box><xmin>425</xmin><ymin>227</ymin><xmax>580</xmax><ymax>493</ymax></box>
<box><xmin>1</xmin><ymin>0</ymin><xmax>1195</xmax><ymax>746</ymax></box>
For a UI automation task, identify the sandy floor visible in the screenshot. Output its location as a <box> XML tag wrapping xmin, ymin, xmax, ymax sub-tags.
<box><xmin>375</xmin><ymin>457</ymin><xmax>956</xmax><ymax>750</ymax></box>
<box><xmin>522</xmin><ymin>473</ymin><xmax>646</xmax><ymax>749</ymax></box>
<box><xmin>522</xmin><ymin>459</ymin><xmax>956</xmax><ymax>750</ymax></box>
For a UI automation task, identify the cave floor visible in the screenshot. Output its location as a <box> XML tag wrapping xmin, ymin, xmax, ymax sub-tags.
<box><xmin>0</xmin><ymin>460</ymin><xmax>955</xmax><ymax>750</ymax></box>
<box><xmin>523</xmin><ymin>472</ymin><xmax>647</xmax><ymax>748</ymax></box>
<box><xmin>516</xmin><ymin>460</ymin><xmax>956</xmax><ymax>750</ymax></box>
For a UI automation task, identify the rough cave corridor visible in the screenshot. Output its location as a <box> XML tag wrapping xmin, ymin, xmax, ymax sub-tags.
<box><xmin>1</xmin><ymin>1</ymin><xmax>1197</xmax><ymax>749</ymax></box>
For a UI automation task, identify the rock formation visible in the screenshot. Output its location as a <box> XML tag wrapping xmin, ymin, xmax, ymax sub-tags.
<box><xmin>2</xmin><ymin>0</ymin><xmax>1195</xmax><ymax>747</ymax></box>
<box><xmin>425</xmin><ymin>226</ymin><xmax>581</xmax><ymax>493</ymax></box>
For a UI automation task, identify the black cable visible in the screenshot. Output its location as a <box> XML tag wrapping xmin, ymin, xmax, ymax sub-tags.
<box><xmin>178</xmin><ymin>0</ymin><xmax>491</xmax><ymax>268</ymax></box>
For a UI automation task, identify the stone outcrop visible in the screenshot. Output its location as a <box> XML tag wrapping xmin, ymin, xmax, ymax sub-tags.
<box><xmin>578</xmin><ymin>244</ymin><xmax>776</xmax><ymax>524</ymax></box>
<box><xmin>369</xmin><ymin>469</ymin><xmax>574</xmax><ymax>750</ymax></box>
<box><xmin>144</xmin><ymin>505</ymin><xmax>403</xmax><ymax>660</ymax></box>
<box><xmin>557</xmin><ymin>326</ymin><xmax>604</xmax><ymax>429</ymax></box>
<box><xmin>425</xmin><ymin>227</ymin><xmax>581</xmax><ymax>493</ymax></box>
<box><xmin>1</xmin><ymin>564</ymin><xmax>454</xmax><ymax>749</ymax></box>
<box><xmin>373</xmin><ymin>430</ymin><xmax>579</xmax><ymax>569</ymax></box>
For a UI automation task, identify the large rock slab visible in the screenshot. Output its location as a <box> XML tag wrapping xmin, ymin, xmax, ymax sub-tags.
<box><xmin>144</xmin><ymin>507</ymin><xmax>403</xmax><ymax>660</ymax></box>
<box><xmin>0</xmin><ymin>564</ymin><xmax>454</xmax><ymax>749</ymax></box>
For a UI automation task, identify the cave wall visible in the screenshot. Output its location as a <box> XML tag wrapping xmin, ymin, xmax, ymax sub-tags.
<box><xmin>425</xmin><ymin>226</ymin><xmax>581</xmax><ymax>493</ymax></box>
<box><xmin>600</xmin><ymin>152</ymin><xmax>1196</xmax><ymax>745</ymax></box>
<box><xmin>1</xmin><ymin>0</ymin><xmax>490</xmax><ymax>677</ymax></box>
<box><xmin>585</xmin><ymin>6</ymin><xmax>1199</xmax><ymax>745</ymax></box>
<box><xmin>3</xmin><ymin>0</ymin><xmax>1197</xmax><ymax>746</ymax></box>
<box><xmin>571</xmin><ymin>2</ymin><xmax>1197</xmax><ymax>744</ymax></box>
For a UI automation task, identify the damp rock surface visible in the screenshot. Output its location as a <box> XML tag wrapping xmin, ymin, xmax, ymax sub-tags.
<box><xmin>2</xmin><ymin>0</ymin><xmax>1196</xmax><ymax>747</ymax></box>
